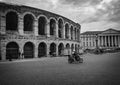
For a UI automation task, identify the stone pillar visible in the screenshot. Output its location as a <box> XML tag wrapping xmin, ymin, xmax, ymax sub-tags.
<box><xmin>98</xmin><ymin>36</ymin><xmax>100</xmax><ymax>47</ymax></box>
<box><xmin>19</xmin><ymin>43</ymin><xmax>24</xmax><ymax>59</ymax></box>
<box><xmin>18</xmin><ymin>15</ymin><xmax>24</xmax><ymax>35</ymax></box>
<box><xmin>56</xmin><ymin>22</ymin><xmax>58</xmax><ymax>38</ymax></box>
<box><xmin>63</xmin><ymin>24</ymin><xmax>65</xmax><ymax>39</ymax></box>
<box><xmin>34</xmin><ymin>19</ymin><xmax>38</xmax><ymax>36</ymax></box>
<box><xmin>69</xmin><ymin>28</ymin><xmax>71</xmax><ymax>40</ymax></box>
<box><xmin>1</xmin><ymin>41</ymin><xmax>6</xmax><ymax>61</ymax></box>
<box><xmin>46</xmin><ymin>22</ymin><xmax>50</xmax><ymax>37</ymax></box>
<box><xmin>105</xmin><ymin>36</ymin><xmax>107</xmax><ymax>47</ymax></box>
<box><xmin>118</xmin><ymin>35</ymin><xmax>120</xmax><ymax>47</ymax></box>
<box><xmin>34</xmin><ymin>44</ymin><xmax>38</xmax><ymax>58</ymax></box>
<box><xmin>108</xmin><ymin>36</ymin><xmax>110</xmax><ymax>47</ymax></box>
<box><xmin>0</xmin><ymin>13</ymin><xmax>6</xmax><ymax>34</ymax></box>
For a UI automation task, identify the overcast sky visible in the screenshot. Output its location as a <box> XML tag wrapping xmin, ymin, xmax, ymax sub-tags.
<box><xmin>0</xmin><ymin>0</ymin><xmax>120</xmax><ymax>32</ymax></box>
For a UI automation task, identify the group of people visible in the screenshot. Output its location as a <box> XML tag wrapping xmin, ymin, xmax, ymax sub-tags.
<box><xmin>68</xmin><ymin>50</ymin><xmax>84</xmax><ymax>63</ymax></box>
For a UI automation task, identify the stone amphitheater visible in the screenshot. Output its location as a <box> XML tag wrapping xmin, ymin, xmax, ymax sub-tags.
<box><xmin>0</xmin><ymin>2</ymin><xmax>81</xmax><ymax>61</ymax></box>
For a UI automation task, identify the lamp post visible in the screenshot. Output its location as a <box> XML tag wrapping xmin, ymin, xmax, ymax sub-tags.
<box><xmin>95</xmin><ymin>34</ymin><xmax>98</xmax><ymax>49</ymax></box>
<box><xmin>94</xmin><ymin>34</ymin><xmax>100</xmax><ymax>54</ymax></box>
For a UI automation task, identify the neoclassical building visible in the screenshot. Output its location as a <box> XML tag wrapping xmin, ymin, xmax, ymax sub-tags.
<box><xmin>80</xmin><ymin>28</ymin><xmax>120</xmax><ymax>50</ymax></box>
<box><xmin>0</xmin><ymin>2</ymin><xmax>81</xmax><ymax>61</ymax></box>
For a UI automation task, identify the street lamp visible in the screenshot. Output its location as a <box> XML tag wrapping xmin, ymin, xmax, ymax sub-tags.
<box><xmin>94</xmin><ymin>34</ymin><xmax>101</xmax><ymax>54</ymax></box>
<box><xmin>95</xmin><ymin>34</ymin><xmax>98</xmax><ymax>49</ymax></box>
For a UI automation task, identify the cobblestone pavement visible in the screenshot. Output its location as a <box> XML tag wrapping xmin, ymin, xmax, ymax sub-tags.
<box><xmin>0</xmin><ymin>52</ymin><xmax>120</xmax><ymax>85</ymax></box>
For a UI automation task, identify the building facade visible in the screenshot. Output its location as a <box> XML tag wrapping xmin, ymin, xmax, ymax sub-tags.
<box><xmin>80</xmin><ymin>29</ymin><xmax>120</xmax><ymax>50</ymax></box>
<box><xmin>0</xmin><ymin>2</ymin><xmax>81</xmax><ymax>61</ymax></box>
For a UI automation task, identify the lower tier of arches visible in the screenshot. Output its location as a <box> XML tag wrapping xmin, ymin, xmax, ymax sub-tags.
<box><xmin>0</xmin><ymin>40</ymin><xmax>80</xmax><ymax>60</ymax></box>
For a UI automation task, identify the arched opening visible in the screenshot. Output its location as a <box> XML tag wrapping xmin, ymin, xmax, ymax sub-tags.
<box><xmin>38</xmin><ymin>42</ymin><xmax>47</xmax><ymax>57</ymax></box>
<box><xmin>58</xmin><ymin>19</ymin><xmax>63</xmax><ymax>38</ymax></box>
<box><xmin>78</xmin><ymin>45</ymin><xmax>80</xmax><ymax>52</ymax></box>
<box><xmin>66</xmin><ymin>43</ymin><xmax>71</xmax><ymax>55</ymax></box>
<box><xmin>75</xmin><ymin>28</ymin><xmax>77</xmax><ymax>40</ymax></box>
<box><xmin>77</xmin><ymin>29</ymin><xmax>80</xmax><ymax>41</ymax></box>
<box><xmin>38</xmin><ymin>17</ymin><xmax>47</xmax><ymax>35</ymax></box>
<box><xmin>70</xmin><ymin>26</ymin><xmax>73</xmax><ymax>40</ymax></box>
<box><xmin>65</xmin><ymin>23</ymin><xmax>69</xmax><ymax>39</ymax></box>
<box><xmin>50</xmin><ymin>19</ymin><xmax>56</xmax><ymax>36</ymax></box>
<box><xmin>6</xmin><ymin>42</ymin><xmax>19</xmax><ymax>59</ymax></box>
<box><xmin>58</xmin><ymin>43</ymin><xmax>64</xmax><ymax>56</ymax></box>
<box><xmin>50</xmin><ymin>43</ymin><xmax>56</xmax><ymax>56</ymax></box>
<box><xmin>6</xmin><ymin>11</ymin><xmax>18</xmax><ymax>31</ymax></box>
<box><xmin>24</xmin><ymin>14</ymin><xmax>34</xmax><ymax>31</ymax></box>
<box><xmin>24</xmin><ymin>42</ymin><xmax>34</xmax><ymax>58</ymax></box>
<box><xmin>71</xmin><ymin>44</ymin><xmax>74</xmax><ymax>52</ymax></box>
<box><xmin>66</xmin><ymin>43</ymin><xmax>70</xmax><ymax>49</ymax></box>
<box><xmin>75</xmin><ymin>44</ymin><xmax>77</xmax><ymax>52</ymax></box>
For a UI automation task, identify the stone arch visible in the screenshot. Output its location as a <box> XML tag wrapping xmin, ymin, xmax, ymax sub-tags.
<box><xmin>71</xmin><ymin>44</ymin><xmax>74</xmax><ymax>52</ymax></box>
<box><xmin>58</xmin><ymin>43</ymin><xmax>64</xmax><ymax>56</ymax></box>
<box><xmin>24</xmin><ymin>42</ymin><xmax>34</xmax><ymax>58</ymax></box>
<box><xmin>70</xmin><ymin>25</ymin><xmax>73</xmax><ymax>40</ymax></box>
<box><xmin>75</xmin><ymin>28</ymin><xmax>77</xmax><ymax>40</ymax></box>
<box><xmin>77</xmin><ymin>29</ymin><xmax>80</xmax><ymax>41</ymax></box>
<box><xmin>66</xmin><ymin>43</ymin><xmax>70</xmax><ymax>49</ymax></box>
<box><xmin>23</xmin><ymin>13</ymin><xmax>35</xmax><ymax>31</ymax></box>
<box><xmin>65</xmin><ymin>23</ymin><xmax>69</xmax><ymax>39</ymax></box>
<box><xmin>6</xmin><ymin>11</ymin><xmax>18</xmax><ymax>31</ymax></box>
<box><xmin>78</xmin><ymin>44</ymin><xmax>80</xmax><ymax>52</ymax></box>
<box><xmin>75</xmin><ymin>44</ymin><xmax>78</xmax><ymax>52</ymax></box>
<box><xmin>58</xmin><ymin>18</ymin><xmax>64</xmax><ymax>38</ymax></box>
<box><xmin>50</xmin><ymin>43</ymin><xmax>56</xmax><ymax>56</ymax></box>
<box><xmin>49</xmin><ymin>18</ymin><xmax>56</xmax><ymax>36</ymax></box>
<box><xmin>38</xmin><ymin>16</ymin><xmax>47</xmax><ymax>35</ymax></box>
<box><xmin>6</xmin><ymin>42</ymin><xmax>19</xmax><ymax>59</ymax></box>
<box><xmin>38</xmin><ymin>42</ymin><xmax>47</xmax><ymax>57</ymax></box>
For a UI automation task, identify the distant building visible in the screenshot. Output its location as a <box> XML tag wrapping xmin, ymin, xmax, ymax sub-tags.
<box><xmin>80</xmin><ymin>28</ymin><xmax>120</xmax><ymax>50</ymax></box>
<box><xmin>0</xmin><ymin>2</ymin><xmax>81</xmax><ymax>61</ymax></box>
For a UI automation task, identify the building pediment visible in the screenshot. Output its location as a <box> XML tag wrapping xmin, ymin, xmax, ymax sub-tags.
<box><xmin>101</xmin><ymin>29</ymin><xmax>120</xmax><ymax>34</ymax></box>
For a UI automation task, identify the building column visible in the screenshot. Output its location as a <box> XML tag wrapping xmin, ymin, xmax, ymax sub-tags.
<box><xmin>101</xmin><ymin>36</ymin><xmax>103</xmax><ymax>47</ymax></box>
<box><xmin>34</xmin><ymin>19</ymin><xmax>38</xmax><ymax>36</ymax></box>
<box><xmin>104</xmin><ymin>36</ymin><xmax>107</xmax><ymax>47</ymax></box>
<box><xmin>69</xmin><ymin>28</ymin><xmax>71</xmax><ymax>40</ymax></box>
<box><xmin>119</xmin><ymin>35</ymin><xmax>120</xmax><ymax>47</ymax></box>
<box><xmin>18</xmin><ymin>15</ymin><xmax>24</xmax><ymax>35</ymax></box>
<box><xmin>1</xmin><ymin>41</ymin><xmax>6</xmax><ymax>61</ymax></box>
<box><xmin>34</xmin><ymin>43</ymin><xmax>38</xmax><ymax>58</ymax></box>
<box><xmin>19</xmin><ymin>42</ymin><xmax>24</xmax><ymax>59</ymax></box>
<box><xmin>63</xmin><ymin>24</ymin><xmax>65</xmax><ymax>39</ymax></box>
<box><xmin>98</xmin><ymin>36</ymin><xmax>100</xmax><ymax>47</ymax></box>
<box><xmin>108</xmin><ymin>36</ymin><xmax>110</xmax><ymax>47</ymax></box>
<box><xmin>46</xmin><ymin>22</ymin><xmax>50</xmax><ymax>37</ymax></box>
<box><xmin>0</xmin><ymin>12</ymin><xmax>6</xmax><ymax>34</ymax></box>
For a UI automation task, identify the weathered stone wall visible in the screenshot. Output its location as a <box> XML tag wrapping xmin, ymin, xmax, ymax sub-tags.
<box><xmin>0</xmin><ymin>2</ymin><xmax>81</xmax><ymax>61</ymax></box>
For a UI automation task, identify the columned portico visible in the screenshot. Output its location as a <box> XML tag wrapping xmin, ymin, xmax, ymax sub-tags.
<box><xmin>99</xmin><ymin>35</ymin><xmax>120</xmax><ymax>48</ymax></box>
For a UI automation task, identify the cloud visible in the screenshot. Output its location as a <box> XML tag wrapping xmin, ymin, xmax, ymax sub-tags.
<box><xmin>1</xmin><ymin>0</ymin><xmax>120</xmax><ymax>32</ymax></box>
<box><xmin>60</xmin><ymin>0</ymin><xmax>101</xmax><ymax>6</ymax></box>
